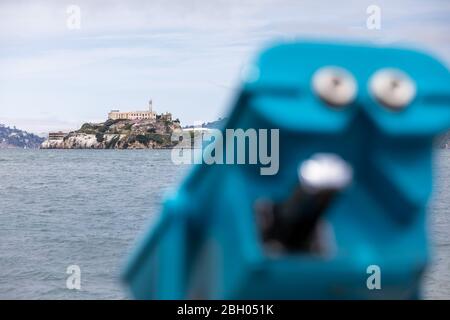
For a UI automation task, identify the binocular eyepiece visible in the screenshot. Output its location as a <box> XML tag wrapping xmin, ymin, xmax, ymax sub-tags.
<box><xmin>255</xmin><ymin>153</ymin><xmax>353</xmax><ymax>254</ymax></box>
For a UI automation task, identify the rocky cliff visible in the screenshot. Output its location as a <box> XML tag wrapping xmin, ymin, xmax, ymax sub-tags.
<box><xmin>41</xmin><ymin>118</ymin><xmax>181</xmax><ymax>149</ymax></box>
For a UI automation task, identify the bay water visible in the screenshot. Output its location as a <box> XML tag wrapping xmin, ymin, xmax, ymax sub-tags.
<box><xmin>0</xmin><ymin>149</ymin><xmax>448</xmax><ymax>299</ymax></box>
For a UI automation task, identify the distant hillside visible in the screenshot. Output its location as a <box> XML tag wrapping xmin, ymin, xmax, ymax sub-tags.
<box><xmin>41</xmin><ymin>118</ymin><xmax>182</xmax><ymax>149</ymax></box>
<box><xmin>0</xmin><ymin>124</ymin><xmax>44</xmax><ymax>149</ymax></box>
<box><xmin>183</xmin><ymin>118</ymin><xmax>228</xmax><ymax>130</ymax></box>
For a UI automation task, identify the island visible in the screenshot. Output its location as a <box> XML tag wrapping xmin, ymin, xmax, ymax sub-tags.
<box><xmin>41</xmin><ymin>100</ymin><xmax>182</xmax><ymax>149</ymax></box>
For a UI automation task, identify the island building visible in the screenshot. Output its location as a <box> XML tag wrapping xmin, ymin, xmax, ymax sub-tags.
<box><xmin>48</xmin><ymin>131</ymin><xmax>67</xmax><ymax>141</ymax></box>
<box><xmin>108</xmin><ymin>100</ymin><xmax>172</xmax><ymax>121</ymax></box>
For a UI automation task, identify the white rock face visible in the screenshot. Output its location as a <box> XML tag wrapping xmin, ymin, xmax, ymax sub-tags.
<box><xmin>66</xmin><ymin>134</ymin><xmax>99</xmax><ymax>148</ymax></box>
<box><xmin>41</xmin><ymin>134</ymin><xmax>98</xmax><ymax>149</ymax></box>
<box><xmin>40</xmin><ymin>119</ymin><xmax>181</xmax><ymax>149</ymax></box>
<box><xmin>40</xmin><ymin>133</ymin><xmax>172</xmax><ymax>149</ymax></box>
<box><xmin>41</xmin><ymin>133</ymin><xmax>120</xmax><ymax>149</ymax></box>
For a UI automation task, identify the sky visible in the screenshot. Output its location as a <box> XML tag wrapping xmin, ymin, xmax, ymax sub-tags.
<box><xmin>0</xmin><ymin>0</ymin><xmax>449</xmax><ymax>134</ymax></box>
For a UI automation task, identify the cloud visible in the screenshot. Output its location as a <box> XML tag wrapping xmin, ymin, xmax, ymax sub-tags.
<box><xmin>0</xmin><ymin>0</ymin><xmax>449</xmax><ymax>133</ymax></box>
<box><xmin>0</xmin><ymin>47</ymin><xmax>170</xmax><ymax>79</ymax></box>
<box><xmin>0</xmin><ymin>0</ymin><xmax>276</xmax><ymax>40</ymax></box>
<box><xmin>0</xmin><ymin>115</ymin><xmax>84</xmax><ymax>134</ymax></box>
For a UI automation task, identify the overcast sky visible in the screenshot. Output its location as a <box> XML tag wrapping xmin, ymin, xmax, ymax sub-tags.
<box><xmin>0</xmin><ymin>0</ymin><xmax>449</xmax><ymax>134</ymax></box>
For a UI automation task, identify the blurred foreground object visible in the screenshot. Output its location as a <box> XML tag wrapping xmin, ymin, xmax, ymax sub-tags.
<box><xmin>123</xmin><ymin>41</ymin><xmax>450</xmax><ymax>299</ymax></box>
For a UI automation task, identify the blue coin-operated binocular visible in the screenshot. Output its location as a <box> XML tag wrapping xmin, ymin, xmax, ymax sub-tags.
<box><xmin>123</xmin><ymin>41</ymin><xmax>450</xmax><ymax>299</ymax></box>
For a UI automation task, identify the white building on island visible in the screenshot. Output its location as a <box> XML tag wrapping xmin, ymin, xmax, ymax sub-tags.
<box><xmin>108</xmin><ymin>100</ymin><xmax>157</xmax><ymax>120</ymax></box>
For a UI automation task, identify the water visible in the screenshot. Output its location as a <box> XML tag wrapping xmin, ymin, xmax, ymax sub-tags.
<box><xmin>0</xmin><ymin>150</ymin><xmax>187</xmax><ymax>299</ymax></box>
<box><xmin>424</xmin><ymin>150</ymin><xmax>450</xmax><ymax>299</ymax></box>
<box><xmin>0</xmin><ymin>149</ymin><xmax>448</xmax><ymax>299</ymax></box>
